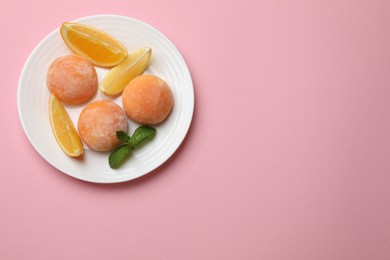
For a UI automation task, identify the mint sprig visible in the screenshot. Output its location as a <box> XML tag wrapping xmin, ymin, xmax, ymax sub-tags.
<box><xmin>108</xmin><ymin>126</ymin><xmax>156</xmax><ymax>169</ymax></box>
<box><xmin>108</xmin><ymin>144</ymin><xmax>132</xmax><ymax>169</ymax></box>
<box><xmin>128</xmin><ymin>126</ymin><xmax>156</xmax><ymax>149</ymax></box>
<box><xmin>116</xmin><ymin>131</ymin><xmax>130</xmax><ymax>143</ymax></box>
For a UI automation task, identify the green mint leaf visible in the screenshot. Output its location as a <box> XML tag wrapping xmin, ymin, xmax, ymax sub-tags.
<box><xmin>108</xmin><ymin>144</ymin><xmax>132</xmax><ymax>169</ymax></box>
<box><xmin>129</xmin><ymin>126</ymin><xmax>156</xmax><ymax>149</ymax></box>
<box><xmin>109</xmin><ymin>126</ymin><xmax>157</xmax><ymax>169</ymax></box>
<box><xmin>116</xmin><ymin>131</ymin><xmax>130</xmax><ymax>143</ymax></box>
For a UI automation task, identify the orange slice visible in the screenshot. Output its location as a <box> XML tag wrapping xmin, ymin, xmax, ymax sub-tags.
<box><xmin>60</xmin><ymin>22</ymin><xmax>128</xmax><ymax>68</ymax></box>
<box><xmin>49</xmin><ymin>94</ymin><xmax>84</xmax><ymax>157</ymax></box>
<box><xmin>100</xmin><ymin>47</ymin><xmax>152</xmax><ymax>96</ymax></box>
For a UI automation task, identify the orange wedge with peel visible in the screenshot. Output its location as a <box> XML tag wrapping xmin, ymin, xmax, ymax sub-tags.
<box><xmin>60</xmin><ymin>22</ymin><xmax>128</xmax><ymax>68</ymax></box>
<box><xmin>49</xmin><ymin>94</ymin><xmax>84</xmax><ymax>157</ymax></box>
<box><xmin>100</xmin><ymin>47</ymin><xmax>152</xmax><ymax>96</ymax></box>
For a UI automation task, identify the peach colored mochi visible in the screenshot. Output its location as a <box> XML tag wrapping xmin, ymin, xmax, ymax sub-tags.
<box><xmin>122</xmin><ymin>75</ymin><xmax>173</xmax><ymax>125</ymax></box>
<box><xmin>46</xmin><ymin>55</ymin><xmax>97</xmax><ymax>105</ymax></box>
<box><xmin>77</xmin><ymin>100</ymin><xmax>128</xmax><ymax>152</ymax></box>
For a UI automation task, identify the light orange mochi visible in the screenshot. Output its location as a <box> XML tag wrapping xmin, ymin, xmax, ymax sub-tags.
<box><xmin>77</xmin><ymin>100</ymin><xmax>128</xmax><ymax>152</ymax></box>
<box><xmin>47</xmin><ymin>55</ymin><xmax>97</xmax><ymax>105</ymax></box>
<box><xmin>122</xmin><ymin>75</ymin><xmax>173</xmax><ymax>125</ymax></box>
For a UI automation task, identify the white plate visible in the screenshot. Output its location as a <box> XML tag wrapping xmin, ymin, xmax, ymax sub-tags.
<box><xmin>17</xmin><ymin>14</ymin><xmax>194</xmax><ymax>183</ymax></box>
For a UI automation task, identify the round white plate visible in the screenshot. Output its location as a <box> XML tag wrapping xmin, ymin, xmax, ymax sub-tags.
<box><xmin>17</xmin><ymin>14</ymin><xmax>194</xmax><ymax>183</ymax></box>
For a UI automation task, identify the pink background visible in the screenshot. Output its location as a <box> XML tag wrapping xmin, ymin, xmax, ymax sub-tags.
<box><xmin>1</xmin><ymin>0</ymin><xmax>390</xmax><ymax>259</ymax></box>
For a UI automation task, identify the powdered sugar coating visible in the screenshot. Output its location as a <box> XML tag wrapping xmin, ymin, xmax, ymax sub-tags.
<box><xmin>77</xmin><ymin>100</ymin><xmax>128</xmax><ymax>152</ymax></box>
<box><xmin>47</xmin><ymin>55</ymin><xmax>97</xmax><ymax>105</ymax></box>
<box><xmin>122</xmin><ymin>75</ymin><xmax>173</xmax><ymax>125</ymax></box>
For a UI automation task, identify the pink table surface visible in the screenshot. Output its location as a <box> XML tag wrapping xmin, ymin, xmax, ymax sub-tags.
<box><xmin>1</xmin><ymin>0</ymin><xmax>390</xmax><ymax>259</ymax></box>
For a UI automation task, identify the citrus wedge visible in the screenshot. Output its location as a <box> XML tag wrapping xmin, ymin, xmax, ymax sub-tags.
<box><xmin>100</xmin><ymin>47</ymin><xmax>152</xmax><ymax>96</ymax></box>
<box><xmin>60</xmin><ymin>22</ymin><xmax>128</xmax><ymax>68</ymax></box>
<box><xmin>49</xmin><ymin>94</ymin><xmax>84</xmax><ymax>157</ymax></box>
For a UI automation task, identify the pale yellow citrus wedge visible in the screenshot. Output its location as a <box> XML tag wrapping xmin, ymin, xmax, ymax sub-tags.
<box><xmin>100</xmin><ymin>47</ymin><xmax>152</xmax><ymax>96</ymax></box>
<box><xmin>49</xmin><ymin>94</ymin><xmax>84</xmax><ymax>157</ymax></box>
<box><xmin>60</xmin><ymin>22</ymin><xmax>128</xmax><ymax>68</ymax></box>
